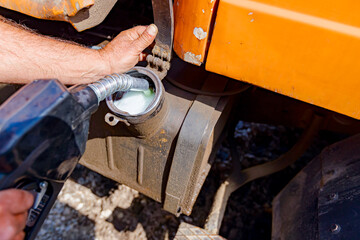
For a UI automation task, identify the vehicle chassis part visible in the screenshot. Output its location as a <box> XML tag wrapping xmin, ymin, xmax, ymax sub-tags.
<box><xmin>273</xmin><ymin>133</ymin><xmax>360</xmax><ymax>240</ymax></box>
<box><xmin>80</xmin><ymin>71</ymin><xmax>233</xmax><ymax>215</ymax></box>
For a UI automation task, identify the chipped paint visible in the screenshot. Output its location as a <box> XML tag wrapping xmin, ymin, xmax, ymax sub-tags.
<box><xmin>174</xmin><ymin>0</ymin><xmax>217</xmax><ymax>67</ymax></box>
<box><xmin>184</xmin><ymin>52</ymin><xmax>202</xmax><ymax>66</ymax></box>
<box><xmin>0</xmin><ymin>0</ymin><xmax>94</xmax><ymax>20</ymax></box>
<box><xmin>250</xmin><ymin>19</ymin><xmax>255</xmax><ymax>22</ymax></box>
<box><xmin>248</xmin><ymin>12</ymin><xmax>253</xmax><ymax>15</ymax></box>
<box><xmin>193</xmin><ymin>27</ymin><xmax>207</xmax><ymax>40</ymax></box>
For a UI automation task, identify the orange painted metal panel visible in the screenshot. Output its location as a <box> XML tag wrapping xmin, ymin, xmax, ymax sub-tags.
<box><xmin>173</xmin><ymin>0</ymin><xmax>217</xmax><ymax>66</ymax></box>
<box><xmin>206</xmin><ymin>0</ymin><xmax>360</xmax><ymax>119</ymax></box>
<box><xmin>0</xmin><ymin>0</ymin><xmax>93</xmax><ymax>20</ymax></box>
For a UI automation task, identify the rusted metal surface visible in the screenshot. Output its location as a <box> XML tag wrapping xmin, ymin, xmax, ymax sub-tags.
<box><xmin>0</xmin><ymin>0</ymin><xmax>117</xmax><ymax>31</ymax></box>
<box><xmin>174</xmin><ymin>222</ymin><xmax>226</xmax><ymax>240</ymax></box>
<box><xmin>272</xmin><ymin>132</ymin><xmax>360</xmax><ymax>240</ymax></box>
<box><xmin>205</xmin><ymin>114</ymin><xmax>323</xmax><ymax>234</ymax></box>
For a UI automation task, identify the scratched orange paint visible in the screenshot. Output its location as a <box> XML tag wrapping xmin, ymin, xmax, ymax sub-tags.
<box><xmin>206</xmin><ymin>0</ymin><xmax>360</xmax><ymax>120</ymax></box>
<box><xmin>0</xmin><ymin>0</ymin><xmax>94</xmax><ymax>20</ymax></box>
<box><xmin>173</xmin><ymin>0</ymin><xmax>217</xmax><ymax>65</ymax></box>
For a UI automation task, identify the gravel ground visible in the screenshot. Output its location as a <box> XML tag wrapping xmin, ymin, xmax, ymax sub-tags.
<box><xmin>36</xmin><ymin>121</ymin><xmax>344</xmax><ymax>240</ymax></box>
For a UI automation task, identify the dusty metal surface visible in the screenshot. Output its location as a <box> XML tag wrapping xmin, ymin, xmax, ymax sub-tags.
<box><xmin>69</xmin><ymin>0</ymin><xmax>117</xmax><ymax>31</ymax></box>
<box><xmin>146</xmin><ymin>0</ymin><xmax>174</xmax><ymax>79</ymax></box>
<box><xmin>272</xmin><ymin>132</ymin><xmax>360</xmax><ymax>240</ymax></box>
<box><xmin>80</xmin><ymin>59</ymin><xmax>234</xmax><ymax>215</ymax></box>
<box><xmin>317</xmin><ymin>139</ymin><xmax>360</xmax><ymax>239</ymax></box>
<box><xmin>164</xmin><ymin>75</ymin><xmax>230</xmax><ymax>216</ymax></box>
<box><xmin>0</xmin><ymin>0</ymin><xmax>117</xmax><ymax>31</ymax></box>
<box><xmin>174</xmin><ymin>222</ymin><xmax>226</xmax><ymax>240</ymax></box>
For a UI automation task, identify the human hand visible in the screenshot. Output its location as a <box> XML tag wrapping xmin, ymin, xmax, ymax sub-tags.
<box><xmin>0</xmin><ymin>189</ymin><xmax>34</xmax><ymax>240</ymax></box>
<box><xmin>100</xmin><ymin>24</ymin><xmax>158</xmax><ymax>74</ymax></box>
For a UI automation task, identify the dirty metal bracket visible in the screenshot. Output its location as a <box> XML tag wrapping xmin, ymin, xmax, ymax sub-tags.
<box><xmin>317</xmin><ymin>141</ymin><xmax>360</xmax><ymax>239</ymax></box>
<box><xmin>164</xmin><ymin>78</ymin><xmax>229</xmax><ymax>216</ymax></box>
<box><xmin>147</xmin><ymin>0</ymin><xmax>174</xmax><ymax>79</ymax></box>
<box><xmin>272</xmin><ymin>133</ymin><xmax>360</xmax><ymax>240</ymax></box>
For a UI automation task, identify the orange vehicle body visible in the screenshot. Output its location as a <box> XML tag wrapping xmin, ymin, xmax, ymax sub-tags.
<box><xmin>2</xmin><ymin>0</ymin><xmax>360</xmax><ymax>120</ymax></box>
<box><xmin>175</xmin><ymin>0</ymin><xmax>360</xmax><ymax>120</ymax></box>
<box><xmin>0</xmin><ymin>0</ymin><xmax>93</xmax><ymax>20</ymax></box>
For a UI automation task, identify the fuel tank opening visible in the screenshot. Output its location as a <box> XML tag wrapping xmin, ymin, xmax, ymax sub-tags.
<box><xmin>105</xmin><ymin>67</ymin><xmax>167</xmax><ymax>137</ymax></box>
<box><xmin>112</xmin><ymin>86</ymin><xmax>156</xmax><ymax>115</ymax></box>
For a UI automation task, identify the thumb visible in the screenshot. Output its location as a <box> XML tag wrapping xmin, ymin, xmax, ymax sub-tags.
<box><xmin>133</xmin><ymin>24</ymin><xmax>158</xmax><ymax>54</ymax></box>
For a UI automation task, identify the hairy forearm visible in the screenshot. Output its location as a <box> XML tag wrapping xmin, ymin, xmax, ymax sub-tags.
<box><xmin>0</xmin><ymin>17</ymin><xmax>110</xmax><ymax>84</ymax></box>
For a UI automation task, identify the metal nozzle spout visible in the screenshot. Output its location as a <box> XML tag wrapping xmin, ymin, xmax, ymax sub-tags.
<box><xmin>88</xmin><ymin>73</ymin><xmax>150</xmax><ymax>103</ymax></box>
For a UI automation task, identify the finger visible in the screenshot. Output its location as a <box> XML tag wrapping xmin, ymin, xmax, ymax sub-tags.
<box><xmin>13</xmin><ymin>212</ymin><xmax>28</xmax><ymax>231</ymax></box>
<box><xmin>0</xmin><ymin>189</ymin><xmax>34</xmax><ymax>214</ymax></box>
<box><xmin>132</xmin><ymin>24</ymin><xmax>158</xmax><ymax>54</ymax></box>
<box><xmin>125</xmin><ymin>25</ymin><xmax>147</xmax><ymax>40</ymax></box>
<box><xmin>139</xmin><ymin>52</ymin><xmax>148</xmax><ymax>61</ymax></box>
<box><xmin>132</xmin><ymin>25</ymin><xmax>148</xmax><ymax>36</ymax></box>
<box><xmin>12</xmin><ymin>231</ymin><xmax>25</xmax><ymax>240</ymax></box>
<box><xmin>0</xmin><ymin>214</ymin><xmax>24</xmax><ymax>240</ymax></box>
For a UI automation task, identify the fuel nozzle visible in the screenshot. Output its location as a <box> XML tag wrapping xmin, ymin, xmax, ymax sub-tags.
<box><xmin>88</xmin><ymin>73</ymin><xmax>150</xmax><ymax>103</ymax></box>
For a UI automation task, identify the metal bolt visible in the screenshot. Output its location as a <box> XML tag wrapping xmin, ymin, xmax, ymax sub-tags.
<box><xmin>330</xmin><ymin>224</ymin><xmax>341</xmax><ymax>234</ymax></box>
<box><xmin>329</xmin><ymin>193</ymin><xmax>338</xmax><ymax>201</ymax></box>
<box><xmin>39</xmin><ymin>181</ymin><xmax>48</xmax><ymax>189</ymax></box>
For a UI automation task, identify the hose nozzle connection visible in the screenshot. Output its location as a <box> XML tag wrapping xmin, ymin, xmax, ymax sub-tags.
<box><xmin>88</xmin><ymin>73</ymin><xmax>150</xmax><ymax>103</ymax></box>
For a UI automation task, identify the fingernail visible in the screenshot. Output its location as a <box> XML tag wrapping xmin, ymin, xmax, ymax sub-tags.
<box><xmin>146</xmin><ymin>24</ymin><xmax>158</xmax><ymax>36</ymax></box>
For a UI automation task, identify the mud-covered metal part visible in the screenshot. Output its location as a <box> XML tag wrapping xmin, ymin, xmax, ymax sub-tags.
<box><xmin>174</xmin><ymin>222</ymin><xmax>226</xmax><ymax>240</ymax></box>
<box><xmin>273</xmin><ymin>133</ymin><xmax>360</xmax><ymax>240</ymax></box>
<box><xmin>164</xmin><ymin>77</ymin><xmax>230</xmax><ymax>216</ymax></box>
<box><xmin>80</xmin><ymin>61</ymin><xmax>234</xmax><ymax>215</ymax></box>
<box><xmin>68</xmin><ymin>0</ymin><xmax>117</xmax><ymax>31</ymax></box>
<box><xmin>204</xmin><ymin>114</ymin><xmax>323</xmax><ymax>234</ymax></box>
<box><xmin>147</xmin><ymin>0</ymin><xmax>174</xmax><ymax>79</ymax></box>
<box><xmin>0</xmin><ymin>0</ymin><xmax>118</xmax><ymax>31</ymax></box>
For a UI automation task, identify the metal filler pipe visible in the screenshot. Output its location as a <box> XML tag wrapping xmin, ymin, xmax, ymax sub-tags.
<box><xmin>88</xmin><ymin>73</ymin><xmax>150</xmax><ymax>103</ymax></box>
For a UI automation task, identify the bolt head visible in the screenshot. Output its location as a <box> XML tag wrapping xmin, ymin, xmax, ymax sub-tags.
<box><xmin>329</xmin><ymin>193</ymin><xmax>338</xmax><ymax>201</ymax></box>
<box><xmin>39</xmin><ymin>181</ymin><xmax>48</xmax><ymax>188</ymax></box>
<box><xmin>330</xmin><ymin>224</ymin><xmax>341</xmax><ymax>234</ymax></box>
